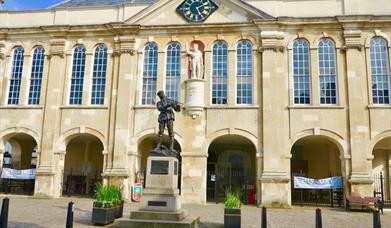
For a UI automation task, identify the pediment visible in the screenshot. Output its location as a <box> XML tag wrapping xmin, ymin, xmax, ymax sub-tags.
<box><xmin>125</xmin><ymin>0</ymin><xmax>274</xmax><ymax>26</ymax></box>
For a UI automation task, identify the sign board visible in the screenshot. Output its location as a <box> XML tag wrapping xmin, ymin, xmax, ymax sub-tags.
<box><xmin>132</xmin><ymin>183</ymin><xmax>143</xmax><ymax>202</ymax></box>
<box><xmin>1</xmin><ymin>168</ymin><xmax>36</xmax><ymax>180</ymax></box>
<box><xmin>293</xmin><ymin>176</ymin><xmax>342</xmax><ymax>189</ymax></box>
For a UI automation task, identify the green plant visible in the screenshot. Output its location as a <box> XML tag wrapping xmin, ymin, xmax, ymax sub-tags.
<box><xmin>224</xmin><ymin>190</ymin><xmax>241</xmax><ymax>209</ymax></box>
<box><xmin>95</xmin><ymin>184</ymin><xmax>123</xmax><ymax>207</ymax></box>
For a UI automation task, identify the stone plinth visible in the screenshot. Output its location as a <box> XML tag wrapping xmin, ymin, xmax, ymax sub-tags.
<box><xmin>113</xmin><ymin>155</ymin><xmax>200</xmax><ymax>227</ymax></box>
<box><xmin>185</xmin><ymin>79</ymin><xmax>205</xmax><ymax>118</ymax></box>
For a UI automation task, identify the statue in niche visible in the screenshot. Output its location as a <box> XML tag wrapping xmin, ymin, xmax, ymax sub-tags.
<box><xmin>186</xmin><ymin>41</ymin><xmax>204</xmax><ymax>79</ymax></box>
<box><xmin>151</xmin><ymin>90</ymin><xmax>182</xmax><ymax>157</ymax></box>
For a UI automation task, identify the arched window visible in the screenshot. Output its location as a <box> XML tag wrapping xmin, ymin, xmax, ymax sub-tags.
<box><xmin>8</xmin><ymin>47</ymin><xmax>24</xmax><ymax>105</ymax></box>
<box><xmin>236</xmin><ymin>40</ymin><xmax>253</xmax><ymax>104</ymax></box>
<box><xmin>370</xmin><ymin>37</ymin><xmax>390</xmax><ymax>104</ymax></box>
<box><xmin>165</xmin><ymin>42</ymin><xmax>181</xmax><ymax>101</ymax></box>
<box><xmin>142</xmin><ymin>43</ymin><xmax>158</xmax><ymax>105</ymax></box>
<box><xmin>212</xmin><ymin>41</ymin><xmax>228</xmax><ymax>105</ymax></box>
<box><xmin>69</xmin><ymin>45</ymin><xmax>86</xmax><ymax>105</ymax></box>
<box><xmin>91</xmin><ymin>44</ymin><xmax>108</xmax><ymax>105</ymax></box>
<box><xmin>292</xmin><ymin>39</ymin><xmax>311</xmax><ymax>104</ymax></box>
<box><xmin>318</xmin><ymin>38</ymin><xmax>337</xmax><ymax>104</ymax></box>
<box><xmin>28</xmin><ymin>47</ymin><xmax>45</xmax><ymax>105</ymax></box>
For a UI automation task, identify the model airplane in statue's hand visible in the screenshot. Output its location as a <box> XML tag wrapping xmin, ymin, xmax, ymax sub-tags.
<box><xmin>151</xmin><ymin>90</ymin><xmax>182</xmax><ymax>157</ymax></box>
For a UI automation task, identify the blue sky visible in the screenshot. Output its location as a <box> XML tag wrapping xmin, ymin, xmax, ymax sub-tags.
<box><xmin>2</xmin><ymin>0</ymin><xmax>64</xmax><ymax>10</ymax></box>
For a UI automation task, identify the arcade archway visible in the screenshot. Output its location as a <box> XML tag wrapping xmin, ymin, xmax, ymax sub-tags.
<box><xmin>62</xmin><ymin>134</ymin><xmax>104</xmax><ymax>196</ymax></box>
<box><xmin>372</xmin><ymin>136</ymin><xmax>391</xmax><ymax>206</ymax></box>
<box><xmin>207</xmin><ymin>135</ymin><xmax>256</xmax><ymax>204</ymax></box>
<box><xmin>1</xmin><ymin>133</ymin><xmax>38</xmax><ymax>195</ymax></box>
<box><xmin>290</xmin><ymin>135</ymin><xmax>343</xmax><ymax>206</ymax></box>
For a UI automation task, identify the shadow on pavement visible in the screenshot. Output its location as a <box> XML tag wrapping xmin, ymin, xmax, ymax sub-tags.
<box><xmin>9</xmin><ymin>222</ymin><xmax>49</xmax><ymax>228</ymax></box>
<box><xmin>199</xmin><ymin>222</ymin><xmax>223</xmax><ymax>228</ymax></box>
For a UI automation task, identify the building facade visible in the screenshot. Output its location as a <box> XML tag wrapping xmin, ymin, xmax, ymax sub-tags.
<box><xmin>0</xmin><ymin>0</ymin><xmax>390</xmax><ymax>207</ymax></box>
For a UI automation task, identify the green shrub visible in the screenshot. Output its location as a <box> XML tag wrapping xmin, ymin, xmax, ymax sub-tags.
<box><xmin>224</xmin><ymin>190</ymin><xmax>241</xmax><ymax>209</ymax></box>
<box><xmin>95</xmin><ymin>184</ymin><xmax>123</xmax><ymax>206</ymax></box>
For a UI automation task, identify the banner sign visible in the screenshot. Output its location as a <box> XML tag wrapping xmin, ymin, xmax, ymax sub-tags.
<box><xmin>294</xmin><ymin>176</ymin><xmax>342</xmax><ymax>189</ymax></box>
<box><xmin>1</xmin><ymin>168</ymin><xmax>36</xmax><ymax>180</ymax></box>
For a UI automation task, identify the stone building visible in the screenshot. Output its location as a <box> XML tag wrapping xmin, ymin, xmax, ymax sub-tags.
<box><xmin>0</xmin><ymin>0</ymin><xmax>390</xmax><ymax>207</ymax></box>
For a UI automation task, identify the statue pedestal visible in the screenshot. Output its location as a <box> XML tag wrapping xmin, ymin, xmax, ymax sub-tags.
<box><xmin>185</xmin><ymin>79</ymin><xmax>205</xmax><ymax>118</ymax></box>
<box><xmin>140</xmin><ymin>156</ymin><xmax>181</xmax><ymax>212</ymax></box>
<box><xmin>114</xmin><ymin>156</ymin><xmax>200</xmax><ymax>227</ymax></box>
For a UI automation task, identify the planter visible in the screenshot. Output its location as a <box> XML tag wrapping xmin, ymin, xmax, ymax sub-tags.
<box><xmin>91</xmin><ymin>202</ymin><xmax>124</xmax><ymax>225</ymax></box>
<box><xmin>224</xmin><ymin>208</ymin><xmax>241</xmax><ymax>228</ymax></box>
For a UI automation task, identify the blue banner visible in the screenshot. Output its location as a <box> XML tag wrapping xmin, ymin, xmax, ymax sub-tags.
<box><xmin>294</xmin><ymin>176</ymin><xmax>342</xmax><ymax>189</ymax></box>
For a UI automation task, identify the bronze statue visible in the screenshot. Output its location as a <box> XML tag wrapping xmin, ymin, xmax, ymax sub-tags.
<box><xmin>153</xmin><ymin>91</ymin><xmax>181</xmax><ymax>155</ymax></box>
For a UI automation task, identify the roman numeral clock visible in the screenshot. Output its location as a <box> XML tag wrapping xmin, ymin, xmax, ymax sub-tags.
<box><xmin>176</xmin><ymin>0</ymin><xmax>218</xmax><ymax>22</ymax></box>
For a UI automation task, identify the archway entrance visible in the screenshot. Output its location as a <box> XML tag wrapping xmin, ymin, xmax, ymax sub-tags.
<box><xmin>372</xmin><ymin>136</ymin><xmax>391</xmax><ymax>208</ymax></box>
<box><xmin>1</xmin><ymin>133</ymin><xmax>37</xmax><ymax>195</ymax></box>
<box><xmin>290</xmin><ymin>135</ymin><xmax>343</xmax><ymax>206</ymax></box>
<box><xmin>63</xmin><ymin>134</ymin><xmax>104</xmax><ymax>197</ymax></box>
<box><xmin>207</xmin><ymin>135</ymin><xmax>256</xmax><ymax>204</ymax></box>
<box><xmin>137</xmin><ymin>135</ymin><xmax>182</xmax><ymax>189</ymax></box>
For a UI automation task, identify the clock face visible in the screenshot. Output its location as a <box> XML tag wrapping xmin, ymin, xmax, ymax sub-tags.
<box><xmin>176</xmin><ymin>0</ymin><xmax>218</xmax><ymax>22</ymax></box>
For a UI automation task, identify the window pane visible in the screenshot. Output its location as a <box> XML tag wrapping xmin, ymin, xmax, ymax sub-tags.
<box><xmin>91</xmin><ymin>44</ymin><xmax>108</xmax><ymax>105</ymax></box>
<box><xmin>370</xmin><ymin>37</ymin><xmax>390</xmax><ymax>104</ymax></box>
<box><xmin>293</xmin><ymin>39</ymin><xmax>311</xmax><ymax>104</ymax></box>
<box><xmin>69</xmin><ymin>45</ymin><xmax>86</xmax><ymax>105</ymax></box>
<box><xmin>212</xmin><ymin>41</ymin><xmax>228</xmax><ymax>105</ymax></box>
<box><xmin>236</xmin><ymin>40</ymin><xmax>253</xmax><ymax>104</ymax></box>
<box><xmin>28</xmin><ymin>47</ymin><xmax>45</xmax><ymax>105</ymax></box>
<box><xmin>318</xmin><ymin>39</ymin><xmax>338</xmax><ymax>104</ymax></box>
<box><xmin>142</xmin><ymin>43</ymin><xmax>158</xmax><ymax>105</ymax></box>
<box><xmin>165</xmin><ymin>42</ymin><xmax>181</xmax><ymax>101</ymax></box>
<box><xmin>8</xmin><ymin>48</ymin><xmax>25</xmax><ymax>105</ymax></box>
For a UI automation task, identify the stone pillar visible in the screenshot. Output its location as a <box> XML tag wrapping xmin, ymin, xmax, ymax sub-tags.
<box><xmin>185</xmin><ymin>79</ymin><xmax>205</xmax><ymax>118</ymax></box>
<box><xmin>104</xmin><ymin>36</ymin><xmax>137</xmax><ymax>195</ymax></box>
<box><xmin>180</xmin><ymin>152</ymin><xmax>207</xmax><ymax>204</ymax></box>
<box><xmin>0</xmin><ymin>41</ymin><xmax>6</xmax><ymax>103</ymax></box>
<box><xmin>342</xmin><ymin>29</ymin><xmax>373</xmax><ymax>196</ymax></box>
<box><xmin>259</xmin><ymin>31</ymin><xmax>291</xmax><ymax>208</ymax></box>
<box><xmin>35</xmin><ymin>38</ymin><xmax>67</xmax><ymax>198</ymax></box>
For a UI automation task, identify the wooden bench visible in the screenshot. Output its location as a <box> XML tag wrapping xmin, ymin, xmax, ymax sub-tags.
<box><xmin>345</xmin><ymin>196</ymin><xmax>383</xmax><ymax>213</ymax></box>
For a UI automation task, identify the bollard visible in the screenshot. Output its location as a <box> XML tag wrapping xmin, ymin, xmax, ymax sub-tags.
<box><xmin>261</xmin><ymin>207</ymin><xmax>267</xmax><ymax>228</ymax></box>
<box><xmin>315</xmin><ymin>208</ymin><xmax>322</xmax><ymax>228</ymax></box>
<box><xmin>66</xmin><ymin>201</ymin><xmax>74</xmax><ymax>228</ymax></box>
<box><xmin>373</xmin><ymin>210</ymin><xmax>381</xmax><ymax>228</ymax></box>
<box><xmin>0</xmin><ymin>197</ymin><xmax>10</xmax><ymax>228</ymax></box>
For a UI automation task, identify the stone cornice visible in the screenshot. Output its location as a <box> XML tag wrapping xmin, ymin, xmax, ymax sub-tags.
<box><xmin>259</xmin><ymin>31</ymin><xmax>285</xmax><ymax>52</ymax></box>
<box><xmin>342</xmin><ymin>30</ymin><xmax>363</xmax><ymax>51</ymax></box>
<box><xmin>112</xmin><ymin>35</ymin><xmax>136</xmax><ymax>56</ymax></box>
<box><xmin>49</xmin><ymin>38</ymin><xmax>66</xmax><ymax>58</ymax></box>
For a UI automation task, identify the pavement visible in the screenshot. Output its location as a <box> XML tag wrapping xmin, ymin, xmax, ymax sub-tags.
<box><xmin>1</xmin><ymin>194</ymin><xmax>391</xmax><ymax>228</ymax></box>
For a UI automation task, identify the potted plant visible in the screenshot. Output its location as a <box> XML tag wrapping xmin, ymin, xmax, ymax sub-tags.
<box><xmin>91</xmin><ymin>184</ymin><xmax>124</xmax><ymax>225</ymax></box>
<box><xmin>224</xmin><ymin>190</ymin><xmax>241</xmax><ymax>228</ymax></box>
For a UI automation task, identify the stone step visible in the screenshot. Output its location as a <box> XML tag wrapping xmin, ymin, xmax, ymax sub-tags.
<box><xmin>111</xmin><ymin>216</ymin><xmax>200</xmax><ymax>228</ymax></box>
<box><xmin>130</xmin><ymin>210</ymin><xmax>188</xmax><ymax>221</ymax></box>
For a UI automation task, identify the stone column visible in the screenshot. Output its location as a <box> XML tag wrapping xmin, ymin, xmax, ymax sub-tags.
<box><xmin>0</xmin><ymin>41</ymin><xmax>6</xmax><ymax>104</ymax></box>
<box><xmin>181</xmin><ymin>152</ymin><xmax>207</xmax><ymax>204</ymax></box>
<box><xmin>104</xmin><ymin>36</ymin><xmax>136</xmax><ymax>194</ymax></box>
<box><xmin>342</xmin><ymin>29</ymin><xmax>373</xmax><ymax>196</ymax></box>
<box><xmin>259</xmin><ymin>31</ymin><xmax>291</xmax><ymax>208</ymax></box>
<box><xmin>35</xmin><ymin>38</ymin><xmax>67</xmax><ymax>198</ymax></box>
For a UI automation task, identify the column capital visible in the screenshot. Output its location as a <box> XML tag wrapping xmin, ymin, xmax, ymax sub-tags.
<box><xmin>259</xmin><ymin>31</ymin><xmax>285</xmax><ymax>53</ymax></box>
<box><xmin>342</xmin><ymin>30</ymin><xmax>363</xmax><ymax>51</ymax></box>
<box><xmin>112</xmin><ymin>35</ymin><xmax>136</xmax><ymax>56</ymax></box>
<box><xmin>49</xmin><ymin>38</ymin><xmax>66</xmax><ymax>58</ymax></box>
